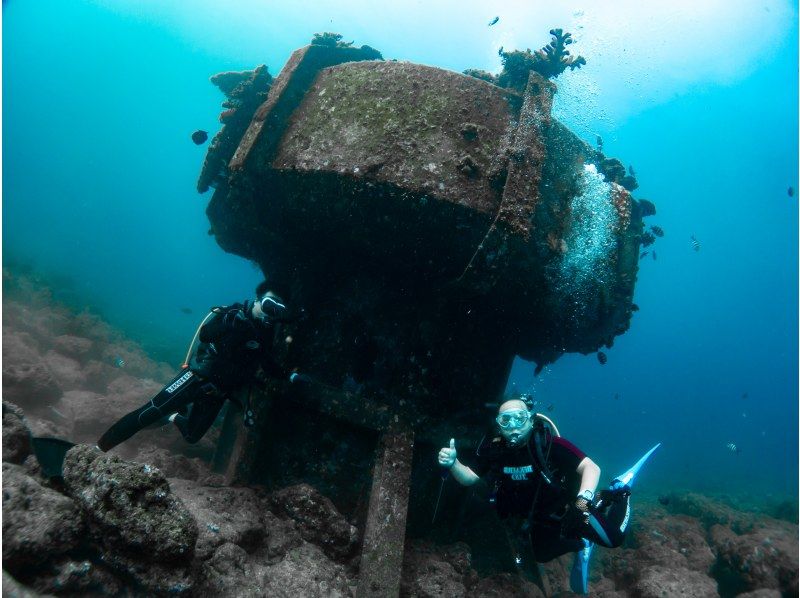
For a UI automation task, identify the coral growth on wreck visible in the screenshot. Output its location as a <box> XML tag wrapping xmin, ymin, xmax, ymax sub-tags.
<box><xmin>197</xmin><ymin>65</ymin><xmax>273</xmax><ymax>193</ymax></box>
<box><xmin>597</xmin><ymin>156</ymin><xmax>639</xmax><ymax>192</ymax></box>
<box><xmin>311</xmin><ymin>32</ymin><xmax>353</xmax><ymax>48</ymax></box>
<box><xmin>465</xmin><ymin>28</ymin><xmax>586</xmax><ymax>90</ymax></box>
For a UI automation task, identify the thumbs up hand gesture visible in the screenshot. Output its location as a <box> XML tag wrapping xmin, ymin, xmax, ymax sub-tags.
<box><xmin>438</xmin><ymin>438</ymin><xmax>457</xmax><ymax>469</ymax></box>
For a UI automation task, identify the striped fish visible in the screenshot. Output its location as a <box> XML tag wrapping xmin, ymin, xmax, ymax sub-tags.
<box><xmin>690</xmin><ymin>235</ymin><xmax>701</xmax><ymax>252</ymax></box>
<box><xmin>725</xmin><ymin>442</ymin><xmax>740</xmax><ymax>454</ymax></box>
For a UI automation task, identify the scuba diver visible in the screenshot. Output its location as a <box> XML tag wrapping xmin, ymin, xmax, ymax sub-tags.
<box><xmin>437</xmin><ymin>396</ymin><xmax>660</xmax><ymax>595</ymax></box>
<box><xmin>96</xmin><ymin>282</ymin><xmax>309</xmax><ymax>452</ymax></box>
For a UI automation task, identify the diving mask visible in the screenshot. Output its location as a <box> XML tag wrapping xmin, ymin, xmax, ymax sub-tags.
<box><xmin>496</xmin><ymin>409</ymin><xmax>531</xmax><ymax>430</ymax></box>
<box><xmin>257</xmin><ymin>292</ymin><xmax>287</xmax><ymax>324</ymax></box>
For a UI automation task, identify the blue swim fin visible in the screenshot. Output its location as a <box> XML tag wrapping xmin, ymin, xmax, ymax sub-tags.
<box><xmin>569</xmin><ymin>538</ymin><xmax>593</xmax><ymax>594</ymax></box>
<box><xmin>610</xmin><ymin>442</ymin><xmax>661</xmax><ymax>490</ymax></box>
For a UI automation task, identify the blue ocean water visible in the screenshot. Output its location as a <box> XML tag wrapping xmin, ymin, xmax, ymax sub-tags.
<box><xmin>3</xmin><ymin>1</ymin><xmax>798</xmax><ymax>502</ymax></box>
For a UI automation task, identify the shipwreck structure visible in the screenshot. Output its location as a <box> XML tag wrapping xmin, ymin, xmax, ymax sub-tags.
<box><xmin>199</xmin><ymin>35</ymin><xmax>648</xmax><ymax>595</ymax></box>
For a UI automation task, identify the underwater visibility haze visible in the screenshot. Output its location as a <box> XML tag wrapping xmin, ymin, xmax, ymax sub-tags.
<box><xmin>2</xmin><ymin>0</ymin><xmax>799</xmax><ymax>594</ymax></box>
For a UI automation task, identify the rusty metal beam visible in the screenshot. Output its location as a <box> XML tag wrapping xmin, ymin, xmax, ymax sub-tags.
<box><xmin>356</xmin><ymin>425</ymin><xmax>414</xmax><ymax>598</ymax></box>
<box><xmin>458</xmin><ymin>71</ymin><xmax>556</xmax><ymax>293</ymax></box>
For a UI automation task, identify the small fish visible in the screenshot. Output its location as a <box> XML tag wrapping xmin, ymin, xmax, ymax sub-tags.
<box><xmin>725</xmin><ymin>442</ymin><xmax>740</xmax><ymax>454</ymax></box>
<box><xmin>650</xmin><ymin>225</ymin><xmax>664</xmax><ymax>237</ymax></box>
<box><xmin>652</xmin><ymin>251</ymin><xmax>657</xmax><ymax>261</ymax></box>
<box><xmin>180</xmin><ymin>307</ymin><xmax>193</xmax><ymax>315</ymax></box>
<box><xmin>629</xmin><ymin>165</ymin><xmax>636</xmax><ymax>177</ymax></box>
<box><xmin>191</xmin><ymin>130</ymin><xmax>208</xmax><ymax>145</ymax></box>
<box><xmin>613</xmin><ymin>393</ymin><xmax>620</xmax><ymax>400</ymax></box>
<box><xmin>113</xmin><ymin>357</ymin><xmax>126</xmax><ymax>368</ymax></box>
<box><xmin>546</xmin><ymin>403</ymin><xmax>555</xmax><ymax>412</ymax></box>
<box><xmin>690</xmin><ymin>235</ymin><xmax>701</xmax><ymax>252</ymax></box>
<box><xmin>597</xmin><ymin>351</ymin><xmax>607</xmax><ymax>365</ymax></box>
<box><xmin>640</xmin><ymin>251</ymin><xmax>649</xmax><ymax>260</ymax></box>
<box><xmin>488</xmin><ymin>16</ymin><xmax>499</xmax><ymax>26</ymax></box>
<box><xmin>641</xmin><ymin>231</ymin><xmax>656</xmax><ymax>247</ymax></box>
<box><xmin>789</xmin><ymin>186</ymin><xmax>795</xmax><ymax>197</ymax></box>
<box><xmin>658</xmin><ymin>496</ymin><xmax>670</xmax><ymax>506</ymax></box>
<box><xmin>742</xmin><ymin>392</ymin><xmax>748</xmax><ymax>400</ymax></box>
<box><xmin>596</xmin><ymin>135</ymin><xmax>604</xmax><ymax>151</ymax></box>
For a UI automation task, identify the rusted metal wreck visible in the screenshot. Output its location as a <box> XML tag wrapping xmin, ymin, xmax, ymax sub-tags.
<box><xmin>199</xmin><ymin>38</ymin><xmax>647</xmax><ymax>596</ymax></box>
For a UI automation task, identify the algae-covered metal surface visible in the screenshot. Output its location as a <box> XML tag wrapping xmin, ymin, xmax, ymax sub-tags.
<box><xmin>276</xmin><ymin>61</ymin><xmax>516</xmax><ymax>216</ymax></box>
<box><xmin>202</xmin><ymin>40</ymin><xmax>643</xmax><ymax>434</ymax></box>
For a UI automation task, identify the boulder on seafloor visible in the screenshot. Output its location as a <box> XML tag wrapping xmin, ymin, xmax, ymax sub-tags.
<box><xmin>198</xmin><ymin>542</ymin><xmax>268</xmax><ymax>595</ymax></box>
<box><xmin>22</xmin><ymin>558</ymin><xmax>124</xmax><ymax>597</ymax></box>
<box><xmin>710</xmin><ymin>521</ymin><xmax>799</xmax><ymax>596</ymax></box>
<box><xmin>631</xmin><ymin>565</ymin><xmax>719</xmax><ymax>598</ymax></box>
<box><xmin>604</xmin><ymin>511</ymin><xmax>716</xmax><ymax>575</ymax></box>
<box><xmin>400</xmin><ymin>540</ymin><xmax>479</xmax><ymax>598</ymax></box>
<box><xmin>41</xmin><ymin>350</ymin><xmax>87</xmax><ymax>391</ymax></box>
<box><xmin>198</xmin><ymin>541</ymin><xmax>354</xmax><ymax>597</ymax></box>
<box><xmin>463</xmin><ymin>572</ymin><xmax>545</xmax><ymax>598</ymax></box>
<box><xmin>61</xmin><ymin>444</ymin><xmax>198</xmax><ymax>564</ymax></box>
<box><xmin>260</xmin><ymin>543</ymin><xmax>354</xmax><ymax>597</ymax></box>
<box><xmin>51</xmin><ymin>334</ymin><xmax>94</xmax><ymax>360</ymax></box>
<box><xmin>2</xmin><ymin>331</ymin><xmax>62</xmax><ymax>409</ymax></box>
<box><xmin>169</xmin><ymin>478</ymin><xmax>269</xmax><ymax>560</ymax></box>
<box><xmin>131</xmin><ymin>445</ymin><xmax>210</xmax><ymax>483</ymax></box>
<box><xmin>2</xmin><ymin>401</ymin><xmax>32</xmax><ymax>465</ymax></box>
<box><xmin>2</xmin><ymin>463</ymin><xmax>86</xmax><ymax>572</ymax></box>
<box><xmin>268</xmin><ymin>483</ymin><xmax>359</xmax><ymax>562</ymax></box>
<box><xmin>665</xmin><ymin>491</ymin><xmax>759</xmax><ymax>533</ymax></box>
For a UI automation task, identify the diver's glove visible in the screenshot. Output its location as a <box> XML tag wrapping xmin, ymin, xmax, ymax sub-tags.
<box><xmin>608</xmin><ymin>479</ymin><xmax>631</xmax><ymax>495</ymax></box>
<box><xmin>437</xmin><ymin>438</ymin><xmax>457</xmax><ymax>469</ymax></box>
<box><xmin>563</xmin><ymin>490</ymin><xmax>593</xmax><ymax>533</ymax></box>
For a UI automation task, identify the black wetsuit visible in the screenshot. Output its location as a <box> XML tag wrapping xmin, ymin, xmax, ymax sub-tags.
<box><xmin>97</xmin><ymin>302</ymin><xmax>288</xmax><ymax>451</ymax></box>
<box><xmin>472</xmin><ymin>432</ymin><xmax>630</xmax><ymax>562</ymax></box>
